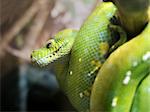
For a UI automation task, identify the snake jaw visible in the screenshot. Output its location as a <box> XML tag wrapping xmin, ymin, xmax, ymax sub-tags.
<box><xmin>30</xmin><ymin>37</ymin><xmax>65</xmax><ymax>66</ymax></box>
<box><xmin>31</xmin><ymin>49</ymin><xmax>49</xmax><ymax>67</ymax></box>
<box><xmin>31</xmin><ymin>44</ymin><xmax>65</xmax><ymax>67</ymax></box>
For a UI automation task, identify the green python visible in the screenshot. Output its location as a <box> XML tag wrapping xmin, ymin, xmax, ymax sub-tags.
<box><xmin>31</xmin><ymin>2</ymin><xmax>126</xmax><ymax>111</ymax></box>
<box><xmin>31</xmin><ymin>1</ymin><xmax>150</xmax><ymax>112</ymax></box>
<box><xmin>90</xmin><ymin>22</ymin><xmax>150</xmax><ymax>112</ymax></box>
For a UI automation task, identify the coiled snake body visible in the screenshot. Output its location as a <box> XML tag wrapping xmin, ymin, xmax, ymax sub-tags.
<box><xmin>31</xmin><ymin>2</ymin><xmax>150</xmax><ymax>112</ymax></box>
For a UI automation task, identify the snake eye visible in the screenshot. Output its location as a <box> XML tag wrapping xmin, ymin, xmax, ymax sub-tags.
<box><xmin>46</xmin><ymin>42</ymin><xmax>52</xmax><ymax>48</ymax></box>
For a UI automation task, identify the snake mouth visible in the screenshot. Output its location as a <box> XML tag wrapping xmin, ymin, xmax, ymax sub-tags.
<box><xmin>31</xmin><ymin>40</ymin><xmax>69</xmax><ymax>67</ymax></box>
<box><xmin>30</xmin><ymin>57</ymin><xmax>47</xmax><ymax>67</ymax></box>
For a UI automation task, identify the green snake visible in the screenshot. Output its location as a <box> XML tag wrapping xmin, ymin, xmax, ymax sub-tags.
<box><xmin>31</xmin><ymin>1</ymin><xmax>150</xmax><ymax>112</ymax></box>
<box><xmin>90</xmin><ymin>22</ymin><xmax>150</xmax><ymax>112</ymax></box>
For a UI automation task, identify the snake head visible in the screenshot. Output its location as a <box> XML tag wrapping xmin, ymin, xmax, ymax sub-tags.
<box><xmin>31</xmin><ymin>38</ymin><xmax>62</xmax><ymax>67</ymax></box>
<box><xmin>31</xmin><ymin>29</ymin><xmax>77</xmax><ymax>67</ymax></box>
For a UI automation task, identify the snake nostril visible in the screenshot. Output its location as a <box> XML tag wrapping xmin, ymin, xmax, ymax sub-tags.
<box><xmin>30</xmin><ymin>55</ymin><xmax>33</xmax><ymax>58</ymax></box>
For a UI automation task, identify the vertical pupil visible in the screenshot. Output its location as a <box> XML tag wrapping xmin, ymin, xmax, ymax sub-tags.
<box><xmin>46</xmin><ymin>42</ymin><xmax>51</xmax><ymax>48</ymax></box>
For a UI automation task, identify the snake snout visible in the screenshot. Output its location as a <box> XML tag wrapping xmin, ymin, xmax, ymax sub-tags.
<box><xmin>30</xmin><ymin>50</ymin><xmax>37</xmax><ymax>63</ymax></box>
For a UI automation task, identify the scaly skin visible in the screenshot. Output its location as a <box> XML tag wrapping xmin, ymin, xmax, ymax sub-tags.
<box><xmin>65</xmin><ymin>2</ymin><xmax>118</xmax><ymax>111</ymax></box>
<box><xmin>31</xmin><ymin>29</ymin><xmax>78</xmax><ymax>89</ymax></box>
<box><xmin>31</xmin><ymin>2</ymin><xmax>127</xmax><ymax>111</ymax></box>
<box><xmin>90</xmin><ymin>22</ymin><xmax>150</xmax><ymax>112</ymax></box>
<box><xmin>131</xmin><ymin>74</ymin><xmax>150</xmax><ymax>112</ymax></box>
<box><xmin>31</xmin><ymin>29</ymin><xmax>78</xmax><ymax>67</ymax></box>
<box><xmin>30</xmin><ymin>1</ymin><xmax>150</xmax><ymax>112</ymax></box>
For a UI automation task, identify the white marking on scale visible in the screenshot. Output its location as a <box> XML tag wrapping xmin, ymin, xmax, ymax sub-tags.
<box><xmin>79</xmin><ymin>92</ymin><xmax>83</xmax><ymax>98</ymax></box>
<box><xmin>91</xmin><ymin>71</ymin><xmax>94</xmax><ymax>74</ymax></box>
<box><xmin>38</xmin><ymin>60</ymin><xmax>42</xmax><ymax>65</ymax></box>
<box><xmin>148</xmin><ymin>88</ymin><xmax>150</xmax><ymax>93</ymax></box>
<box><xmin>79</xmin><ymin>58</ymin><xmax>82</xmax><ymax>62</ymax></box>
<box><xmin>123</xmin><ymin>75</ymin><xmax>131</xmax><ymax>85</ymax></box>
<box><xmin>133</xmin><ymin>61</ymin><xmax>138</xmax><ymax>67</ymax></box>
<box><xmin>126</xmin><ymin>71</ymin><xmax>132</xmax><ymax>76</ymax></box>
<box><xmin>95</xmin><ymin>66</ymin><xmax>99</xmax><ymax>70</ymax></box>
<box><xmin>142</xmin><ymin>51</ymin><xmax>150</xmax><ymax>61</ymax></box>
<box><xmin>88</xmin><ymin>66</ymin><xmax>99</xmax><ymax>77</ymax></box>
<box><xmin>40</xmin><ymin>58</ymin><xmax>45</xmax><ymax>63</ymax></box>
<box><xmin>70</xmin><ymin>71</ymin><xmax>73</xmax><ymax>75</ymax></box>
<box><xmin>87</xmin><ymin>73</ymin><xmax>91</xmax><ymax>77</ymax></box>
<box><xmin>112</xmin><ymin>97</ymin><xmax>118</xmax><ymax>107</ymax></box>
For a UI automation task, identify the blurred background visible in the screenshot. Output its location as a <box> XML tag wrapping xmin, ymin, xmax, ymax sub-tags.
<box><xmin>0</xmin><ymin>0</ymin><xmax>101</xmax><ymax>111</ymax></box>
